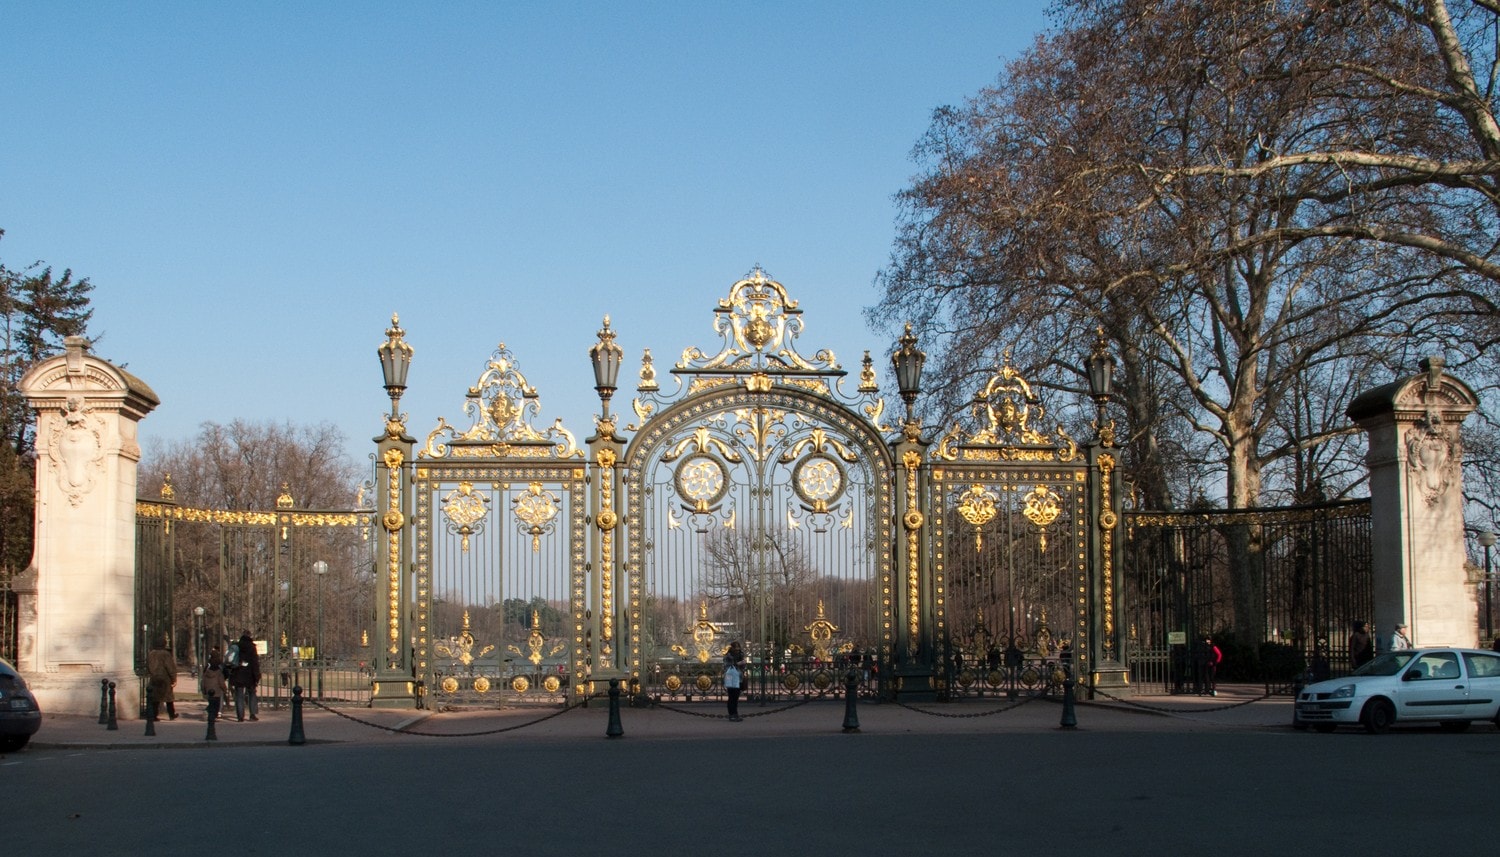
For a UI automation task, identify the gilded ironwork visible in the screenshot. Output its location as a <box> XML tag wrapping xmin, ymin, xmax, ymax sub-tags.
<box><xmin>804</xmin><ymin>600</ymin><xmax>840</xmax><ymax>661</ymax></box>
<box><xmin>420</xmin><ymin>342</ymin><xmax>580</xmax><ymax>461</ymax></box>
<box><xmin>933</xmin><ymin>354</ymin><xmax>1080</xmax><ymax>463</ymax></box>
<box><xmin>511</xmin><ymin>482</ymin><xmax>559</xmax><ymax>551</ymax></box>
<box><xmin>1022</xmin><ymin>484</ymin><xmax>1062</xmax><ymax>552</ymax></box>
<box><xmin>671</xmin><ymin>602</ymin><xmax>728</xmax><ymax>663</ymax></box>
<box><xmin>440</xmin><ymin>481</ymin><xmax>490</xmax><ymax>552</ymax></box>
<box><xmin>507</xmin><ymin>610</ymin><xmax>566</xmax><ymax>666</ymax></box>
<box><xmin>956</xmin><ymin>484</ymin><xmax>998</xmax><ymax>549</ymax></box>
<box><xmin>383</xmin><ymin>448</ymin><xmax>404</xmax><ymax>656</ymax></box>
<box><xmin>435</xmin><ymin>611</ymin><xmax>496</xmax><ymax>667</ymax></box>
<box><xmin>903</xmin><ymin>449</ymin><xmax>922</xmax><ymax>646</ymax></box>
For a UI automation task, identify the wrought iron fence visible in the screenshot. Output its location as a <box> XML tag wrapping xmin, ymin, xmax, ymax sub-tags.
<box><xmin>1123</xmin><ymin>499</ymin><xmax>1372</xmax><ymax>693</ymax></box>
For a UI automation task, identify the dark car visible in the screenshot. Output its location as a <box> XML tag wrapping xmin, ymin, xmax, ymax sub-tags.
<box><xmin>0</xmin><ymin>656</ymin><xmax>42</xmax><ymax>751</ymax></box>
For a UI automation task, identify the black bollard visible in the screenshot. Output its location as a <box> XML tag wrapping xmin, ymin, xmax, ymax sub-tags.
<box><xmin>842</xmin><ymin>669</ymin><xmax>860</xmax><ymax>733</ymax></box>
<box><xmin>98</xmin><ymin>679</ymin><xmax>109</xmax><ymax>724</ymax></box>
<box><xmin>605</xmin><ymin>679</ymin><xmax>624</xmax><ymax>738</ymax></box>
<box><xmin>144</xmin><ymin>686</ymin><xmax>156</xmax><ymax>736</ymax></box>
<box><xmin>206</xmin><ymin>707</ymin><xmax>218</xmax><ymax>741</ymax></box>
<box><xmin>1059</xmin><ymin>675</ymin><xmax>1078</xmax><ymax>729</ymax></box>
<box><xmin>106</xmin><ymin>682</ymin><xmax>118</xmax><ymax>731</ymax></box>
<box><xmin>288</xmin><ymin>685</ymin><xmax>306</xmax><ymax>745</ymax></box>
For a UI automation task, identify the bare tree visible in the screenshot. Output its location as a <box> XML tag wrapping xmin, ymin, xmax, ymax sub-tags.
<box><xmin>872</xmin><ymin>0</ymin><xmax>1500</xmax><ymax>635</ymax></box>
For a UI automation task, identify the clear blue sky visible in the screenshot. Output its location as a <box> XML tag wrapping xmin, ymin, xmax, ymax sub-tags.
<box><xmin>1</xmin><ymin>3</ymin><xmax>1050</xmax><ymax>480</ymax></box>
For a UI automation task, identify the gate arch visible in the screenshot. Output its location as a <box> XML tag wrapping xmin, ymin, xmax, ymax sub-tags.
<box><xmin>610</xmin><ymin>271</ymin><xmax>895</xmax><ymax>699</ymax></box>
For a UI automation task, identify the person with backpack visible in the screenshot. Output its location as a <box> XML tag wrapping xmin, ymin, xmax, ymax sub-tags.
<box><xmin>230</xmin><ymin>630</ymin><xmax>262</xmax><ymax>721</ymax></box>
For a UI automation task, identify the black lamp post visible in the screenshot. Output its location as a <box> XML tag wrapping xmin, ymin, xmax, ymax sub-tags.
<box><xmin>313</xmin><ymin>560</ymin><xmax>328</xmax><ymax>699</ymax></box>
<box><xmin>194</xmin><ymin>606</ymin><xmax>205</xmax><ymax>673</ymax></box>
<box><xmin>891</xmin><ymin>323</ymin><xmax>925</xmax><ymax>427</ymax></box>
<box><xmin>1481</xmin><ymin>531</ymin><xmax>1496</xmax><ymax>643</ymax></box>
<box><xmin>1086</xmin><ymin>327</ymin><xmax>1115</xmax><ymax>428</ymax></box>
<box><xmin>589</xmin><ymin>315</ymin><xmax>624</xmax><ymax>421</ymax></box>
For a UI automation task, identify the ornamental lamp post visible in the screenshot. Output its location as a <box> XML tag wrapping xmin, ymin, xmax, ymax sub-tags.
<box><xmin>1481</xmin><ymin>531</ymin><xmax>1497</xmax><ymax>643</ymax></box>
<box><xmin>378</xmin><ymin>313</ymin><xmax>413</xmax><ymax>418</ymax></box>
<box><xmin>891</xmin><ymin>323</ymin><xmax>925</xmax><ymax>426</ymax></box>
<box><xmin>589</xmin><ymin>315</ymin><xmax>624</xmax><ymax>420</ymax></box>
<box><xmin>313</xmin><ymin>560</ymin><xmax>329</xmax><ymax>699</ymax></box>
<box><xmin>1086</xmin><ymin>327</ymin><xmax>1116</xmax><ymax>427</ymax></box>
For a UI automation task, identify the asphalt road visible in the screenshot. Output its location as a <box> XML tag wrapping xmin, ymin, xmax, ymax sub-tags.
<box><xmin>7</xmin><ymin>724</ymin><xmax>1497</xmax><ymax>856</ymax></box>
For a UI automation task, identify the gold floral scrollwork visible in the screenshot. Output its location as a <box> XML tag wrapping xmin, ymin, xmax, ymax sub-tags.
<box><xmin>511</xmin><ymin>482</ymin><xmax>559</xmax><ymax>551</ymax></box>
<box><xmin>543</xmin><ymin>675</ymin><xmax>561</xmax><ymax>693</ymax></box>
<box><xmin>441</xmin><ymin>481</ymin><xmax>490</xmax><ymax>552</ymax></box>
<box><xmin>382</xmin><ymin>509</ymin><xmax>404</xmax><ymax>532</ymax></box>
<box><xmin>1022</xmin><ymin>484</ymin><xmax>1061</xmax><ymax>552</ymax></box>
<box><xmin>957</xmin><ymin>484</ymin><xmax>998</xmax><ymax>550</ymax></box>
<box><xmin>511</xmin><ymin>676</ymin><xmax>530</xmax><ymax>694</ymax></box>
<box><xmin>441</xmin><ymin>676</ymin><xmax>459</xmax><ymax>694</ymax></box>
<box><xmin>696</xmin><ymin>674</ymin><xmax>714</xmax><ymax>692</ymax></box>
<box><xmin>473</xmin><ymin>676</ymin><xmax>491</xmax><ymax>694</ymax></box>
<box><xmin>804</xmin><ymin>600</ymin><xmax>840</xmax><ymax>661</ymax></box>
<box><xmin>664</xmin><ymin>674</ymin><xmax>683</xmax><ymax>692</ymax></box>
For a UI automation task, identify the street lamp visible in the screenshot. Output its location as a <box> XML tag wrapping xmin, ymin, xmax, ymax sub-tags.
<box><xmin>1480</xmin><ymin>532</ymin><xmax>1496</xmax><ymax>643</ymax></box>
<box><xmin>377</xmin><ymin>313</ymin><xmax>413</xmax><ymax>421</ymax></box>
<box><xmin>194</xmin><ymin>606</ymin><xmax>206</xmax><ymax>674</ymax></box>
<box><xmin>1086</xmin><ymin>327</ymin><xmax>1116</xmax><ymax>429</ymax></box>
<box><xmin>589</xmin><ymin>315</ymin><xmax>624</xmax><ymax>421</ymax></box>
<box><xmin>891</xmin><ymin>323</ymin><xmax>925</xmax><ymax>428</ymax></box>
<box><xmin>313</xmin><ymin>560</ymin><xmax>329</xmax><ymax>699</ymax></box>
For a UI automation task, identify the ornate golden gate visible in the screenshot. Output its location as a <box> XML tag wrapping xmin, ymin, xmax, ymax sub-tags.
<box><xmin>607</xmin><ymin>272</ymin><xmax>895</xmax><ymax>700</ymax></box>
<box><xmin>929</xmin><ymin>351</ymin><xmax>1123</xmax><ymax>695</ymax></box>
<box><xmin>369</xmin><ymin>276</ymin><xmax>1126</xmax><ymax>708</ymax></box>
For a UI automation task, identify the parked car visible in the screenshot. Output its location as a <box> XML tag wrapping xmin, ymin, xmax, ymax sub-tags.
<box><xmin>0</xmin><ymin>656</ymin><xmax>42</xmax><ymax>751</ymax></box>
<box><xmin>1295</xmin><ymin>647</ymin><xmax>1500</xmax><ymax>733</ymax></box>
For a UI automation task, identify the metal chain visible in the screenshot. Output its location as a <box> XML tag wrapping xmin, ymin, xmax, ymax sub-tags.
<box><xmin>650</xmin><ymin>695</ymin><xmax>820</xmax><ymax>720</ymax></box>
<box><xmin>890</xmin><ymin>693</ymin><xmax>1043</xmax><ymax>718</ymax></box>
<box><xmin>1089</xmin><ymin>686</ymin><xmax>1278</xmax><ymax>714</ymax></box>
<box><xmin>304</xmin><ymin>695</ymin><xmax>598</xmax><ymax>737</ymax></box>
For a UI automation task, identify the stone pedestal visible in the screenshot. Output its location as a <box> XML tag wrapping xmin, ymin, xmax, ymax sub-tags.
<box><xmin>18</xmin><ymin>337</ymin><xmax>158</xmax><ymax>716</ymax></box>
<box><xmin>1347</xmin><ymin>357</ymin><xmax>1478</xmax><ymax>649</ymax></box>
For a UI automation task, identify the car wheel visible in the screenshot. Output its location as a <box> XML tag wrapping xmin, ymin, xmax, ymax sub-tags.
<box><xmin>0</xmin><ymin>734</ymin><xmax>28</xmax><ymax>752</ymax></box>
<box><xmin>1439</xmin><ymin>720</ymin><xmax>1471</xmax><ymax>733</ymax></box>
<box><xmin>1314</xmin><ymin>723</ymin><xmax>1338</xmax><ymax>733</ymax></box>
<box><xmin>1362</xmin><ymin>698</ymin><xmax>1395</xmax><ymax>734</ymax></box>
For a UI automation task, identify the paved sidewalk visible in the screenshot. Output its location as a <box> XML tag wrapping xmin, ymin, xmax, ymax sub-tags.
<box><xmin>21</xmin><ymin>682</ymin><xmax>1295</xmax><ymax>749</ymax></box>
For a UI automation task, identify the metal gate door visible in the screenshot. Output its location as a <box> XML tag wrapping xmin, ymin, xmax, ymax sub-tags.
<box><xmin>619</xmin><ymin>272</ymin><xmax>894</xmax><ymax>701</ymax></box>
<box><xmin>411</xmin><ymin>343</ymin><xmax>586</xmax><ymax>708</ymax></box>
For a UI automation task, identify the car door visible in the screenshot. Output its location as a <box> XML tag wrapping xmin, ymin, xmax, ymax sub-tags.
<box><xmin>1394</xmin><ymin>651</ymin><xmax>1469</xmax><ymax>720</ymax></box>
<box><xmin>1460</xmin><ymin>651</ymin><xmax>1500</xmax><ymax>720</ymax></box>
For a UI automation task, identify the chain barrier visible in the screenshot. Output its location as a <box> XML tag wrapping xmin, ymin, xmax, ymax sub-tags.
<box><xmin>303</xmin><ymin>695</ymin><xmax>600</xmax><ymax>738</ymax></box>
<box><xmin>649</xmin><ymin>694</ymin><xmax>821</xmax><ymax>720</ymax></box>
<box><xmin>890</xmin><ymin>693</ymin><xmax>1044</xmax><ymax>718</ymax></box>
<box><xmin>1089</xmin><ymin>686</ymin><xmax>1279</xmax><ymax>715</ymax></box>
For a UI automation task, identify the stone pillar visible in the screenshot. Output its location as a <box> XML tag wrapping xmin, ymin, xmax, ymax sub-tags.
<box><xmin>18</xmin><ymin>336</ymin><xmax>159</xmax><ymax>716</ymax></box>
<box><xmin>1347</xmin><ymin>356</ymin><xmax>1478</xmax><ymax>649</ymax></box>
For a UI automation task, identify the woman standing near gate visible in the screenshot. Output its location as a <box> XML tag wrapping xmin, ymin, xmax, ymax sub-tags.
<box><xmin>724</xmin><ymin>641</ymin><xmax>746</xmax><ymax>722</ymax></box>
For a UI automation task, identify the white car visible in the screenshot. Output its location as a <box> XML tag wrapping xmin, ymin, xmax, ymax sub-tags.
<box><xmin>1295</xmin><ymin>648</ymin><xmax>1500</xmax><ymax>733</ymax></box>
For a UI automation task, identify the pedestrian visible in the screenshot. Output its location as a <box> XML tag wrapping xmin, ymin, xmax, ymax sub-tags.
<box><xmin>201</xmin><ymin>648</ymin><xmax>229</xmax><ymax>726</ymax></box>
<box><xmin>1348</xmin><ymin>620</ymin><xmax>1374</xmax><ymax>670</ymax></box>
<box><xmin>1389</xmin><ymin>622</ymin><xmax>1413</xmax><ymax>651</ymax></box>
<box><xmin>230</xmin><ymin>630</ymin><xmax>262</xmax><ymax>721</ymax></box>
<box><xmin>1197</xmin><ymin>636</ymin><xmax>1222</xmax><ymax>696</ymax></box>
<box><xmin>723</xmin><ymin>640</ymin><xmax>746</xmax><ymax>722</ymax></box>
<box><xmin>147</xmin><ymin>635</ymin><xmax>179</xmax><ymax>720</ymax></box>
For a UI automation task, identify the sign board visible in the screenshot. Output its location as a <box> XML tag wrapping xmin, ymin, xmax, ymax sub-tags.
<box><xmin>1166</xmin><ymin>631</ymin><xmax>1187</xmax><ymax>646</ymax></box>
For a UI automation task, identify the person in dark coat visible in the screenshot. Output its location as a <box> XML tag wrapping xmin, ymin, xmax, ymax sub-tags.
<box><xmin>230</xmin><ymin>630</ymin><xmax>262</xmax><ymax>721</ymax></box>
<box><xmin>1348</xmin><ymin>621</ymin><xmax>1374</xmax><ymax>671</ymax></box>
<box><xmin>146</xmin><ymin>636</ymin><xmax>179</xmax><ymax>720</ymax></box>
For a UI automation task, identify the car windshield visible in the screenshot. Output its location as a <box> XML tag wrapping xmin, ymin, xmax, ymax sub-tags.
<box><xmin>1353</xmin><ymin>652</ymin><xmax>1414</xmax><ymax>676</ymax></box>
